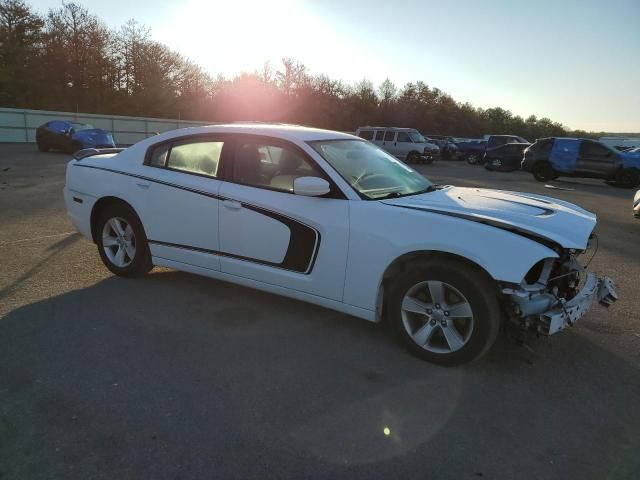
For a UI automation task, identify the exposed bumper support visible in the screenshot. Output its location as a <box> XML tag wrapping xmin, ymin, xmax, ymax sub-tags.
<box><xmin>542</xmin><ymin>273</ymin><xmax>617</xmax><ymax>335</ymax></box>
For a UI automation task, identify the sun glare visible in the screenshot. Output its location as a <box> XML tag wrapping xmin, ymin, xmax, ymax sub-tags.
<box><xmin>156</xmin><ymin>0</ymin><xmax>387</xmax><ymax>82</ymax></box>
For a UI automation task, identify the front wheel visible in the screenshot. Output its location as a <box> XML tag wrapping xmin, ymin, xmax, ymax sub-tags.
<box><xmin>96</xmin><ymin>204</ymin><xmax>153</xmax><ymax>277</ymax></box>
<box><xmin>387</xmin><ymin>259</ymin><xmax>501</xmax><ymax>365</ymax></box>
<box><xmin>406</xmin><ymin>152</ymin><xmax>420</xmax><ymax>164</ymax></box>
<box><xmin>466</xmin><ymin>153</ymin><xmax>480</xmax><ymax>165</ymax></box>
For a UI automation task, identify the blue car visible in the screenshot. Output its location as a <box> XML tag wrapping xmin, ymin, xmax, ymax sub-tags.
<box><xmin>36</xmin><ymin>120</ymin><xmax>116</xmax><ymax>153</ymax></box>
<box><xmin>522</xmin><ymin>137</ymin><xmax>640</xmax><ymax>188</ymax></box>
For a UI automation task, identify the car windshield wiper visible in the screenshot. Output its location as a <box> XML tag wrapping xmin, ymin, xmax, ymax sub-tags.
<box><xmin>404</xmin><ymin>185</ymin><xmax>437</xmax><ymax>196</ymax></box>
<box><xmin>374</xmin><ymin>185</ymin><xmax>436</xmax><ymax>200</ymax></box>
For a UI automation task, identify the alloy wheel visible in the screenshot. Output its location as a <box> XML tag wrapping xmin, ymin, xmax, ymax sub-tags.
<box><xmin>102</xmin><ymin>217</ymin><xmax>136</xmax><ymax>268</ymax></box>
<box><xmin>401</xmin><ymin>280</ymin><xmax>475</xmax><ymax>353</ymax></box>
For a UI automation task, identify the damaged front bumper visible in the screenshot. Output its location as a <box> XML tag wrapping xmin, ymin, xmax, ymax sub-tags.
<box><xmin>541</xmin><ymin>273</ymin><xmax>617</xmax><ymax>335</ymax></box>
<box><xmin>504</xmin><ymin>272</ymin><xmax>618</xmax><ymax>336</ymax></box>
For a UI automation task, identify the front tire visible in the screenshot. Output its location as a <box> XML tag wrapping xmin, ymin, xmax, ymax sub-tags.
<box><xmin>96</xmin><ymin>203</ymin><xmax>153</xmax><ymax>277</ymax></box>
<box><xmin>387</xmin><ymin>258</ymin><xmax>501</xmax><ymax>366</ymax></box>
<box><xmin>467</xmin><ymin>153</ymin><xmax>480</xmax><ymax>165</ymax></box>
<box><xmin>406</xmin><ymin>152</ymin><xmax>420</xmax><ymax>164</ymax></box>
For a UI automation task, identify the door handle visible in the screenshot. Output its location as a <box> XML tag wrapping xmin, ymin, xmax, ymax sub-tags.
<box><xmin>223</xmin><ymin>199</ymin><xmax>242</xmax><ymax>210</ymax></box>
<box><xmin>136</xmin><ymin>183</ymin><xmax>150</xmax><ymax>189</ymax></box>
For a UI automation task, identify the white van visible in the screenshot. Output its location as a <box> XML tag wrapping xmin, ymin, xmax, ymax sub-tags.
<box><xmin>355</xmin><ymin>127</ymin><xmax>440</xmax><ymax>164</ymax></box>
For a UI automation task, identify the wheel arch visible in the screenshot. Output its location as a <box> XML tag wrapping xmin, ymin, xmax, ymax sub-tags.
<box><xmin>374</xmin><ymin>250</ymin><xmax>498</xmax><ymax>322</ymax></box>
<box><xmin>90</xmin><ymin>196</ymin><xmax>139</xmax><ymax>243</ymax></box>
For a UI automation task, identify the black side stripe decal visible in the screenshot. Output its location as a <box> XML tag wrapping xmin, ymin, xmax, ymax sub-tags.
<box><xmin>75</xmin><ymin>163</ymin><xmax>320</xmax><ymax>274</ymax></box>
<box><xmin>387</xmin><ymin>203</ymin><xmax>560</xmax><ymax>250</ymax></box>
<box><xmin>75</xmin><ymin>164</ymin><xmax>223</xmax><ymax>200</ymax></box>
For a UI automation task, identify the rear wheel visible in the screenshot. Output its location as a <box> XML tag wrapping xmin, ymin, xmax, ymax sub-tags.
<box><xmin>96</xmin><ymin>203</ymin><xmax>153</xmax><ymax>277</ymax></box>
<box><xmin>387</xmin><ymin>258</ymin><xmax>501</xmax><ymax>365</ymax></box>
<box><xmin>614</xmin><ymin>168</ymin><xmax>640</xmax><ymax>189</ymax></box>
<box><xmin>532</xmin><ymin>161</ymin><xmax>555</xmax><ymax>182</ymax></box>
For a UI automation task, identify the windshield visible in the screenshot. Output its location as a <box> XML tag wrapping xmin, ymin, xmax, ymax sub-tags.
<box><xmin>408</xmin><ymin>131</ymin><xmax>427</xmax><ymax>143</ymax></box>
<box><xmin>310</xmin><ymin>139</ymin><xmax>433</xmax><ymax>200</ymax></box>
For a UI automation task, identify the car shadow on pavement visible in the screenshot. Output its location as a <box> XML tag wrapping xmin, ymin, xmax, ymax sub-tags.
<box><xmin>1</xmin><ymin>270</ymin><xmax>639</xmax><ymax>480</ymax></box>
<box><xmin>0</xmin><ymin>233</ymin><xmax>81</xmax><ymax>303</ymax></box>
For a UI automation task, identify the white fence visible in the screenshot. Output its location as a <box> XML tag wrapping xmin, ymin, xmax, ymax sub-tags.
<box><xmin>0</xmin><ymin>107</ymin><xmax>210</xmax><ymax>145</ymax></box>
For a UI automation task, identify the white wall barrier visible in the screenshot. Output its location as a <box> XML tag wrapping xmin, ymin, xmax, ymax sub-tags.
<box><xmin>0</xmin><ymin>107</ymin><xmax>210</xmax><ymax>145</ymax></box>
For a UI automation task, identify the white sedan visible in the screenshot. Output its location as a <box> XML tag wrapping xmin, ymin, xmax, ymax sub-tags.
<box><xmin>63</xmin><ymin>124</ymin><xmax>617</xmax><ymax>365</ymax></box>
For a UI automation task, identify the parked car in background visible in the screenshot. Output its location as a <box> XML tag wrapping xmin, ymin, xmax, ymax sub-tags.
<box><xmin>455</xmin><ymin>139</ymin><xmax>486</xmax><ymax>163</ymax></box>
<box><xmin>522</xmin><ymin>138</ymin><xmax>640</xmax><ymax>188</ymax></box>
<box><xmin>36</xmin><ymin>120</ymin><xmax>116</xmax><ymax>153</ymax></box>
<box><xmin>484</xmin><ymin>142</ymin><xmax>531</xmax><ymax>172</ymax></box>
<box><xmin>356</xmin><ymin>127</ymin><xmax>439</xmax><ymax>164</ymax></box>
<box><xmin>633</xmin><ymin>190</ymin><xmax>640</xmax><ymax>218</ymax></box>
<box><xmin>424</xmin><ymin>135</ymin><xmax>459</xmax><ymax>160</ymax></box>
<box><xmin>458</xmin><ymin>135</ymin><xmax>529</xmax><ymax>164</ymax></box>
<box><xmin>64</xmin><ymin>124</ymin><xmax>617</xmax><ymax>365</ymax></box>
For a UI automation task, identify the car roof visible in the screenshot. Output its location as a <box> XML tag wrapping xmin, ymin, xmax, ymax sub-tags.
<box><xmin>357</xmin><ymin>126</ymin><xmax>417</xmax><ymax>132</ymax></box>
<box><xmin>149</xmin><ymin>123</ymin><xmax>358</xmax><ymax>143</ymax></box>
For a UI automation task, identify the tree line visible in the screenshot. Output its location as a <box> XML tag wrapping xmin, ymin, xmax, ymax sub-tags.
<box><xmin>0</xmin><ymin>0</ymin><xmax>604</xmax><ymax>139</ymax></box>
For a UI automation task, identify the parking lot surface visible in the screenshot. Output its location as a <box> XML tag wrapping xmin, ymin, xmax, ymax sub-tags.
<box><xmin>1</xmin><ymin>144</ymin><xmax>639</xmax><ymax>480</ymax></box>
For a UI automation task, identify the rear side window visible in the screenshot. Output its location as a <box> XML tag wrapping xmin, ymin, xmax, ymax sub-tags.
<box><xmin>396</xmin><ymin>132</ymin><xmax>411</xmax><ymax>142</ymax></box>
<box><xmin>374</xmin><ymin>130</ymin><xmax>385</xmax><ymax>141</ymax></box>
<box><xmin>384</xmin><ymin>131</ymin><xmax>395</xmax><ymax>142</ymax></box>
<box><xmin>358</xmin><ymin>130</ymin><xmax>374</xmax><ymax>140</ymax></box>
<box><xmin>149</xmin><ymin>144</ymin><xmax>170</xmax><ymax>167</ymax></box>
<box><xmin>580</xmin><ymin>141</ymin><xmax>611</xmax><ymax>157</ymax></box>
<box><xmin>167</xmin><ymin>140</ymin><xmax>223</xmax><ymax>177</ymax></box>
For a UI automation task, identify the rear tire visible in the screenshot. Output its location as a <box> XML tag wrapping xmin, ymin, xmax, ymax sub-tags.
<box><xmin>387</xmin><ymin>258</ymin><xmax>502</xmax><ymax>366</ymax></box>
<box><xmin>96</xmin><ymin>203</ymin><xmax>153</xmax><ymax>277</ymax></box>
<box><xmin>532</xmin><ymin>161</ymin><xmax>555</xmax><ymax>182</ymax></box>
<box><xmin>614</xmin><ymin>168</ymin><xmax>640</xmax><ymax>189</ymax></box>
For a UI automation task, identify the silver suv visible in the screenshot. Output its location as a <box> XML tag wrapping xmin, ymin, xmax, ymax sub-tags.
<box><xmin>355</xmin><ymin>127</ymin><xmax>440</xmax><ymax>164</ymax></box>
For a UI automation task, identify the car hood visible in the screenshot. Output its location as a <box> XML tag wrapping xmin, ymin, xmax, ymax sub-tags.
<box><xmin>381</xmin><ymin>186</ymin><xmax>596</xmax><ymax>249</ymax></box>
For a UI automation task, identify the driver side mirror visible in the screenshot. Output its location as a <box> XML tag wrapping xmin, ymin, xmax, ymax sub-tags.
<box><xmin>66</xmin><ymin>127</ymin><xmax>75</xmax><ymax>136</ymax></box>
<box><xmin>293</xmin><ymin>176</ymin><xmax>330</xmax><ymax>197</ymax></box>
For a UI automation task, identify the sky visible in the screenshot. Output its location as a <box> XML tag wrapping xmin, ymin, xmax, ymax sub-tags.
<box><xmin>30</xmin><ymin>0</ymin><xmax>640</xmax><ymax>132</ymax></box>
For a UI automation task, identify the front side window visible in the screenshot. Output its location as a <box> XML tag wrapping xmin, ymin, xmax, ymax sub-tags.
<box><xmin>408</xmin><ymin>131</ymin><xmax>427</xmax><ymax>143</ymax></box>
<box><xmin>396</xmin><ymin>132</ymin><xmax>412</xmax><ymax>143</ymax></box>
<box><xmin>167</xmin><ymin>140</ymin><xmax>223</xmax><ymax>177</ymax></box>
<box><xmin>233</xmin><ymin>140</ymin><xmax>320</xmax><ymax>192</ymax></box>
<box><xmin>580</xmin><ymin>141</ymin><xmax>612</xmax><ymax>157</ymax></box>
<box><xmin>310</xmin><ymin>139</ymin><xmax>433</xmax><ymax>200</ymax></box>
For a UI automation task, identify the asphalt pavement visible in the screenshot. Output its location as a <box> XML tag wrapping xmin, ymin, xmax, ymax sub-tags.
<box><xmin>1</xmin><ymin>144</ymin><xmax>639</xmax><ymax>480</ymax></box>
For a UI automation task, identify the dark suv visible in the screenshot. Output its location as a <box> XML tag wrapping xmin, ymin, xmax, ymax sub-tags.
<box><xmin>522</xmin><ymin>137</ymin><xmax>640</xmax><ymax>188</ymax></box>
